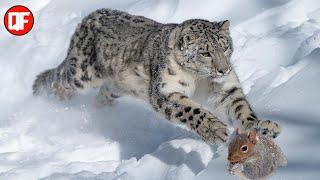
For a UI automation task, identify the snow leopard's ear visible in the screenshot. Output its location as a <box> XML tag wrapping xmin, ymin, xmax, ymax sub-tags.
<box><xmin>218</xmin><ymin>20</ymin><xmax>230</xmax><ymax>31</ymax></box>
<box><xmin>168</xmin><ymin>27</ymin><xmax>181</xmax><ymax>49</ymax></box>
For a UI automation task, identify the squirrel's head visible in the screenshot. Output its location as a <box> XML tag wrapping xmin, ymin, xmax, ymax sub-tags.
<box><xmin>169</xmin><ymin>19</ymin><xmax>233</xmax><ymax>78</ymax></box>
<box><xmin>228</xmin><ymin>129</ymin><xmax>258</xmax><ymax>164</ymax></box>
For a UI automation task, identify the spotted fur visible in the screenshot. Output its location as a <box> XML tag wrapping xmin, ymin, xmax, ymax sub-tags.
<box><xmin>33</xmin><ymin>9</ymin><xmax>281</xmax><ymax>145</ymax></box>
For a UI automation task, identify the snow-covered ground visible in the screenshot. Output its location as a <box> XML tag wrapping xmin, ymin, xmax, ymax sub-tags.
<box><xmin>0</xmin><ymin>0</ymin><xmax>320</xmax><ymax>179</ymax></box>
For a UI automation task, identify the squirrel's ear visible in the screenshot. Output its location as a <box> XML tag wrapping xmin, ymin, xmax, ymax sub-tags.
<box><xmin>248</xmin><ymin>131</ymin><xmax>258</xmax><ymax>144</ymax></box>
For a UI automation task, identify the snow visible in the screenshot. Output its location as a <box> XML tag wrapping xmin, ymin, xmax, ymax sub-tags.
<box><xmin>0</xmin><ymin>0</ymin><xmax>320</xmax><ymax>179</ymax></box>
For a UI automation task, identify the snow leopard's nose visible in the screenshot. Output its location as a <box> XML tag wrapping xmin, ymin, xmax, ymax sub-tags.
<box><xmin>212</xmin><ymin>51</ymin><xmax>231</xmax><ymax>76</ymax></box>
<box><xmin>216</xmin><ymin>66</ymin><xmax>231</xmax><ymax>76</ymax></box>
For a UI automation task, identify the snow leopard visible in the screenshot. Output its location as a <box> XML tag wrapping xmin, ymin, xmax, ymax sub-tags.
<box><xmin>32</xmin><ymin>9</ymin><xmax>281</xmax><ymax>144</ymax></box>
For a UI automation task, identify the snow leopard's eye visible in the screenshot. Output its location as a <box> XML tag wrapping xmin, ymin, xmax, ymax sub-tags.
<box><xmin>240</xmin><ymin>145</ymin><xmax>248</xmax><ymax>153</ymax></box>
<box><xmin>200</xmin><ymin>52</ymin><xmax>210</xmax><ymax>57</ymax></box>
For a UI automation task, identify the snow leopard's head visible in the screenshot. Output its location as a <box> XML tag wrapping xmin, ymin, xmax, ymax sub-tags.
<box><xmin>170</xmin><ymin>19</ymin><xmax>233</xmax><ymax>77</ymax></box>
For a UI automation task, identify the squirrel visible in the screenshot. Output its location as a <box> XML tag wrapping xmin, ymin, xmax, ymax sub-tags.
<box><xmin>227</xmin><ymin>129</ymin><xmax>287</xmax><ymax>180</ymax></box>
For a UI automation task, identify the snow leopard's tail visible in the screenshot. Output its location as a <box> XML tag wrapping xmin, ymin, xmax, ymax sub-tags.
<box><xmin>32</xmin><ymin>68</ymin><xmax>56</xmax><ymax>96</ymax></box>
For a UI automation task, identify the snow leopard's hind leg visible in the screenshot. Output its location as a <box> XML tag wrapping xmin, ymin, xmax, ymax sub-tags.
<box><xmin>33</xmin><ymin>13</ymin><xmax>106</xmax><ymax>100</ymax></box>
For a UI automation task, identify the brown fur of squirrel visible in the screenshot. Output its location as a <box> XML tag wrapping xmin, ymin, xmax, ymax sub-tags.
<box><xmin>228</xmin><ymin>129</ymin><xmax>287</xmax><ymax>180</ymax></box>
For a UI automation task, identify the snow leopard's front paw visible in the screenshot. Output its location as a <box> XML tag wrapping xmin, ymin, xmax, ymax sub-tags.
<box><xmin>254</xmin><ymin>120</ymin><xmax>281</xmax><ymax>138</ymax></box>
<box><xmin>197</xmin><ymin>117</ymin><xmax>229</xmax><ymax>145</ymax></box>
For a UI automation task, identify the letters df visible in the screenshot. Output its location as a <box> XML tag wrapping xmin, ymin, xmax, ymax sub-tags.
<box><xmin>4</xmin><ymin>5</ymin><xmax>34</xmax><ymax>36</ymax></box>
